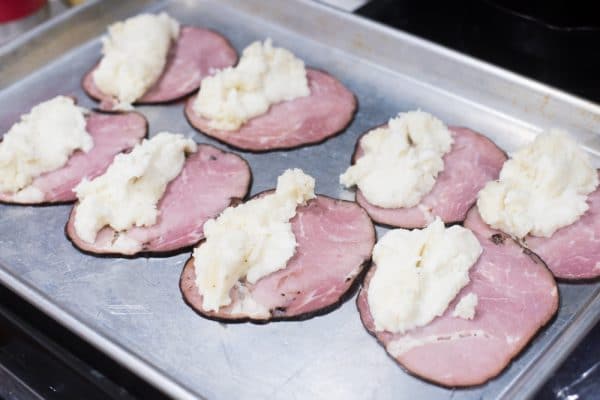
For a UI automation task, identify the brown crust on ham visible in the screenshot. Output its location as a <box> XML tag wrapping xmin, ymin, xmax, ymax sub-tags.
<box><xmin>0</xmin><ymin>105</ymin><xmax>148</xmax><ymax>206</ymax></box>
<box><xmin>184</xmin><ymin>68</ymin><xmax>357</xmax><ymax>152</ymax></box>
<box><xmin>65</xmin><ymin>144</ymin><xmax>252</xmax><ymax>257</ymax></box>
<box><xmin>82</xmin><ymin>26</ymin><xmax>237</xmax><ymax>110</ymax></box>
<box><xmin>349</xmin><ymin>125</ymin><xmax>507</xmax><ymax>229</ymax></box>
<box><xmin>180</xmin><ymin>194</ymin><xmax>375</xmax><ymax>323</ymax></box>
<box><xmin>356</xmin><ymin>206</ymin><xmax>558</xmax><ymax>387</ymax></box>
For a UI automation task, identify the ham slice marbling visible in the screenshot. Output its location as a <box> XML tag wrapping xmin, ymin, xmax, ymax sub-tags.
<box><xmin>185</xmin><ymin>69</ymin><xmax>356</xmax><ymax>152</ymax></box>
<box><xmin>0</xmin><ymin>111</ymin><xmax>147</xmax><ymax>205</ymax></box>
<box><xmin>525</xmin><ymin>170</ymin><xmax>600</xmax><ymax>280</ymax></box>
<box><xmin>83</xmin><ymin>27</ymin><xmax>237</xmax><ymax>110</ymax></box>
<box><xmin>357</xmin><ymin>206</ymin><xmax>558</xmax><ymax>387</ymax></box>
<box><xmin>180</xmin><ymin>195</ymin><xmax>375</xmax><ymax>322</ymax></box>
<box><xmin>66</xmin><ymin>144</ymin><xmax>251</xmax><ymax>256</ymax></box>
<box><xmin>353</xmin><ymin>127</ymin><xmax>507</xmax><ymax>228</ymax></box>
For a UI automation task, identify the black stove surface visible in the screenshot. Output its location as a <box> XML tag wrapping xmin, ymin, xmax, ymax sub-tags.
<box><xmin>1</xmin><ymin>1</ymin><xmax>600</xmax><ymax>399</ymax></box>
<box><xmin>0</xmin><ymin>286</ymin><xmax>167</xmax><ymax>400</ymax></box>
<box><xmin>357</xmin><ymin>0</ymin><xmax>600</xmax><ymax>102</ymax></box>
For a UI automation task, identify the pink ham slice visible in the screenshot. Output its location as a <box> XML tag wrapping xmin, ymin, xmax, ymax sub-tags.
<box><xmin>82</xmin><ymin>27</ymin><xmax>237</xmax><ymax>110</ymax></box>
<box><xmin>353</xmin><ymin>127</ymin><xmax>507</xmax><ymax>228</ymax></box>
<box><xmin>524</xmin><ymin>170</ymin><xmax>600</xmax><ymax>280</ymax></box>
<box><xmin>184</xmin><ymin>69</ymin><xmax>356</xmax><ymax>152</ymax></box>
<box><xmin>180</xmin><ymin>195</ymin><xmax>375</xmax><ymax>321</ymax></box>
<box><xmin>65</xmin><ymin>144</ymin><xmax>251</xmax><ymax>256</ymax></box>
<box><xmin>0</xmin><ymin>112</ymin><xmax>147</xmax><ymax>205</ymax></box>
<box><xmin>357</xmin><ymin>206</ymin><xmax>558</xmax><ymax>387</ymax></box>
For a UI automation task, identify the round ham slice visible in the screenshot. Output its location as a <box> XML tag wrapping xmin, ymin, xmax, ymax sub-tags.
<box><xmin>65</xmin><ymin>144</ymin><xmax>251</xmax><ymax>256</ymax></box>
<box><xmin>180</xmin><ymin>195</ymin><xmax>375</xmax><ymax>322</ymax></box>
<box><xmin>357</xmin><ymin>206</ymin><xmax>558</xmax><ymax>387</ymax></box>
<box><xmin>0</xmin><ymin>111</ymin><xmax>147</xmax><ymax>205</ymax></box>
<box><xmin>184</xmin><ymin>69</ymin><xmax>357</xmax><ymax>152</ymax></box>
<box><xmin>352</xmin><ymin>127</ymin><xmax>507</xmax><ymax>228</ymax></box>
<box><xmin>524</xmin><ymin>170</ymin><xmax>600</xmax><ymax>280</ymax></box>
<box><xmin>82</xmin><ymin>27</ymin><xmax>237</xmax><ymax>110</ymax></box>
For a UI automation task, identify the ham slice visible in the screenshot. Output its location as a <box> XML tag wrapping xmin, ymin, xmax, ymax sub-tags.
<box><xmin>525</xmin><ymin>171</ymin><xmax>600</xmax><ymax>280</ymax></box>
<box><xmin>0</xmin><ymin>111</ymin><xmax>147</xmax><ymax>205</ymax></box>
<box><xmin>357</xmin><ymin>206</ymin><xmax>558</xmax><ymax>387</ymax></box>
<box><xmin>82</xmin><ymin>27</ymin><xmax>237</xmax><ymax>110</ymax></box>
<box><xmin>185</xmin><ymin>69</ymin><xmax>356</xmax><ymax>152</ymax></box>
<box><xmin>180</xmin><ymin>195</ymin><xmax>375</xmax><ymax>321</ymax></box>
<box><xmin>353</xmin><ymin>127</ymin><xmax>506</xmax><ymax>228</ymax></box>
<box><xmin>66</xmin><ymin>144</ymin><xmax>251</xmax><ymax>256</ymax></box>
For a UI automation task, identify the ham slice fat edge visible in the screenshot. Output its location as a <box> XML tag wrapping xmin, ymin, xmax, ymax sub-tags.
<box><xmin>351</xmin><ymin>126</ymin><xmax>507</xmax><ymax>229</ymax></box>
<box><xmin>0</xmin><ymin>107</ymin><xmax>148</xmax><ymax>205</ymax></box>
<box><xmin>180</xmin><ymin>194</ymin><xmax>376</xmax><ymax>322</ymax></box>
<box><xmin>185</xmin><ymin>69</ymin><xmax>357</xmax><ymax>152</ymax></box>
<box><xmin>82</xmin><ymin>26</ymin><xmax>238</xmax><ymax>110</ymax></box>
<box><xmin>65</xmin><ymin>144</ymin><xmax>252</xmax><ymax>256</ymax></box>
<box><xmin>524</xmin><ymin>172</ymin><xmax>600</xmax><ymax>280</ymax></box>
<box><xmin>357</xmin><ymin>206</ymin><xmax>559</xmax><ymax>387</ymax></box>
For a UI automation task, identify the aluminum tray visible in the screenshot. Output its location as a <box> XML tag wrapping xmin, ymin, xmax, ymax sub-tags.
<box><xmin>0</xmin><ymin>1</ymin><xmax>599</xmax><ymax>399</ymax></box>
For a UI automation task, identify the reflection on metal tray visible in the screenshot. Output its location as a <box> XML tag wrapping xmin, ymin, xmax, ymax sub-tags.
<box><xmin>0</xmin><ymin>0</ymin><xmax>599</xmax><ymax>399</ymax></box>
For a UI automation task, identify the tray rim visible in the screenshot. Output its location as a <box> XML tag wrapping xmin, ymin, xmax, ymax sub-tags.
<box><xmin>277</xmin><ymin>0</ymin><xmax>600</xmax><ymax>115</ymax></box>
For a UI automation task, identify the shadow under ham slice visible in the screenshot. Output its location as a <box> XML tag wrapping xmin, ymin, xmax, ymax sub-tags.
<box><xmin>357</xmin><ymin>206</ymin><xmax>558</xmax><ymax>387</ymax></box>
<box><xmin>0</xmin><ymin>111</ymin><xmax>147</xmax><ymax>205</ymax></box>
<box><xmin>184</xmin><ymin>69</ymin><xmax>357</xmax><ymax>152</ymax></box>
<box><xmin>180</xmin><ymin>195</ymin><xmax>375</xmax><ymax>322</ymax></box>
<box><xmin>524</xmin><ymin>170</ymin><xmax>600</xmax><ymax>280</ymax></box>
<box><xmin>82</xmin><ymin>27</ymin><xmax>237</xmax><ymax>110</ymax></box>
<box><xmin>353</xmin><ymin>127</ymin><xmax>507</xmax><ymax>228</ymax></box>
<box><xmin>65</xmin><ymin>144</ymin><xmax>251</xmax><ymax>256</ymax></box>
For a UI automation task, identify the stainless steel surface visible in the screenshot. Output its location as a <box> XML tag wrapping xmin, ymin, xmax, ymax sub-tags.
<box><xmin>0</xmin><ymin>1</ymin><xmax>86</xmax><ymax>47</ymax></box>
<box><xmin>316</xmin><ymin>0</ymin><xmax>369</xmax><ymax>11</ymax></box>
<box><xmin>0</xmin><ymin>4</ymin><xmax>50</xmax><ymax>47</ymax></box>
<box><xmin>0</xmin><ymin>0</ymin><xmax>599</xmax><ymax>399</ymax></box>
<box><xmin>0</xmin><ymin>0</ymin><xmax>158</xmax><ymax>90</ymax></box>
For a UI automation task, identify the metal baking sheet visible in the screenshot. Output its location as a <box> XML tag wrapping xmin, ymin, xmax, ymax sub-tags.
<box><xmin>0</xmin><ymin>1</ymin><xmax>599</xmax><ymax>399</ymax></box>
